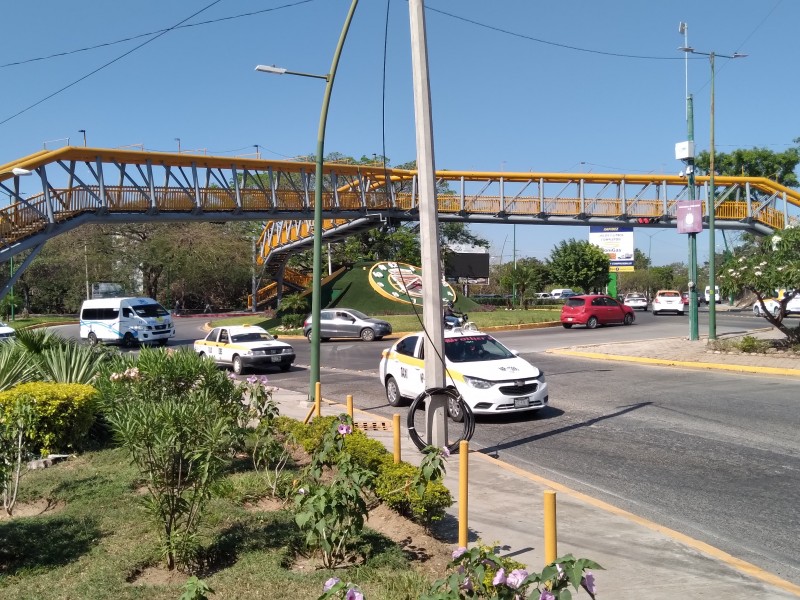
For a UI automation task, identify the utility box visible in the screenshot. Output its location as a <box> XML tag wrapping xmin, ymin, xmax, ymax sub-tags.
<box><xmin>675</xmin><ymin>141</ymin><xmax>695</xmax><ymax>161</ymax></box>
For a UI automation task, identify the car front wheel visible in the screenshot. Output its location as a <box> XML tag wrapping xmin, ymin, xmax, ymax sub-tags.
<box><xmin>232</xmin><ymin>355</ymin><xmax>244</xmax><ymax>375</ymax></box>
<box><xmin>623</xmin><ymin>313</ymin><xmax>634</xmax><ymax>325</ymax></box>
<box><xmin>360</xmin><ymin>328</ymin><xmax>376</xmax><ymax>342</ymax></box>
<box><xmin>385</xmin><ymin>376</ymin><xmax>406</xmax><ymax>407</ymax></box>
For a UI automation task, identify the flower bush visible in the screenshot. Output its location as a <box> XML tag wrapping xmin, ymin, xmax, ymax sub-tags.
<box><xmin>422</xmin><ymin>545</ymin><xmax>602</xmax><ymax>600</ymax></box>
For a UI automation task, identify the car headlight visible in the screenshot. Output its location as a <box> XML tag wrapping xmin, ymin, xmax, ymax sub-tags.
<box><xmin>535</xmin><ymin>371</ymin><xmax>546</xmax><ymax>383</ymax></box>
<box><xmin>464</xmin><ymin>376</ymin><xmax>493</xmax><ymax>389</ymax></box>
<box><xmin>250</xmin><ymin>350</ymin><xmax>266</xmax><ymax>356</ymax></box>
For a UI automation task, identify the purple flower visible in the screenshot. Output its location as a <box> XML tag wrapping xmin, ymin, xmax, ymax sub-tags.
<box><xmin>247</xmin><ymin>375</ymin><xmax>259</xmax><ymax>384</ymax></box>
<box><xmin>298</xmin><ymin>488</ymin><xmax>306</xmax><ymax>495</ymax></box>
<box><xmin>323</xmin><ymin>577</ymin><xmax>340</xmax><ymax>592</ymax></box>
<box><xmin>581</xmin><ymin>572</ymin><xmax>597</xmax><ymax>595</ymax></box>
<box><xmin>441</xmin><ymin>446</ymin><xmax>450</xmax><ymax>458</ymax></box>
<box><xmin>344</xmin><ymin>589</ymin><xmax>363</xmax><ymax>600</ymax></box>
<box><xmin>452</xmin><ymin>547</ymin><xmax>467</xmax><ymax>560</ymax></box>
<box><xmin>506</xmin><ymin>569</ymin><xmax>528</xmax><ymax>589</ymax></box>
<box><xmin>460</xmin><ymin>577</ymin><xmax>473</xmax><ymax>592</ymax></box>
<box><xmin>539</xmin><ymin>591</ymin><xmax>555</xmax><ymax>600</ymax></box>
<box><xmin>492</xmin><ymin>567</ymin><xmax>506</xmax><ymax>586</ymax></box>
<box><xmin>227</xmin><ymin>372</ymin><xmax>237</xmax><ymax>380</ymax></box>
<box><xmin>260</xmin><ymin>375</ymin><xmax>270</xmax><ymax>385</ymax></box>
<box><xmin>337</xmin><ymin>424</ymin><xmax>352</xmax><ymax>435</ymax></box>
<box><xmin>556</xmin><ymin>563</ymin><xmax>564</xmax><ymax>579</ymax></box>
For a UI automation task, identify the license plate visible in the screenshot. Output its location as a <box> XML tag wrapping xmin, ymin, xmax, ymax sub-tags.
<box><xmin>271</xmin><ymin>356</ymin><xmax>281</xmax><ymax>362</ymax></box>
<box><xmin>566</xmin><ymin>317</ymin><xmax>573</xmax><ymax>322</ymax></box>
<box><xmin>514</xmin><ymin>397</ymin><xmax>529</xmax><ymax>408</ymax></box>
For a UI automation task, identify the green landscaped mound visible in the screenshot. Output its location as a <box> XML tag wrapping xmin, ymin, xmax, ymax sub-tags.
<box><xmin>326</xmin><ymin>261</ymin><xmax>480</xmax><ymax>316</ymax></box>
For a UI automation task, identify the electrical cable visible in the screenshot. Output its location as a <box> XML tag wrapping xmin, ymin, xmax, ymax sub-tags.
<box><xmin>406</xmin><ymin>386</ymin><xmax>475</xmax><ymax>455</ymax></box>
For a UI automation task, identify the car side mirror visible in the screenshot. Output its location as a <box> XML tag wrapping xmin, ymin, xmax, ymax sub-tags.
<box><xmin>510</xmin><ymin>349</ymin><xmax>519</xmax><ymax>356</ymax></box>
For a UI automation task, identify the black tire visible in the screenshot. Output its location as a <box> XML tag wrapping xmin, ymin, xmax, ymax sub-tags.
<box><xmin>360</xmin><ymin>328</ymin><xmax>376</xmax><ymax>342</ymax></box>
<box><xmin>586</xmin><ymin>316</ymin><xmax>599</xmax><ymax>329</ymax></box>
<box><xmin>280</xmin><ymin>363</ymin><xmax>292</xmax><ymax>372</ymax></box>
<box><xmin>623</xmin><ymin>313</ymin><xmax>634</xmax><ymax>326</ymax></box>
<box><xmin>158</xmin><ymin>339</ymin><xmax>168</xmax><ymax>347</ymax></box>
<box><xmin>87</xmin><ymin>332</ymin><xmax>98</xmax><ymax>346</ymax></box>
<box><xmin>306</xmin><ymin>331</ymin><xmax>313</xmax><ymax>342</ymax></box>
<box><xmin>232</xmin><ymin>355</ymin><xmax>244</xmax><ymax>376</ymax></box>
<box><xmin>122</xmin><ymin>332</ymin><xmax>136</xmax><ymax>348</ymax></box>
<box><xmin>198</xmin><ymin>352</ymin><xmax>206</xmax><ymax>358</ymax></box>
<box><xmin>385</xmin><ymin>376</ymin><xmax>406</xmax><ymax>407</ymax></box>
<box><xmin>447</xmin><ymin>395</ymin><xmax>464</xmax><ymax>423</ymax></box>
<box><xmin>562</xmin><ymin>323</ymin><xmax>573</xmax><ymax>329</ymax></box>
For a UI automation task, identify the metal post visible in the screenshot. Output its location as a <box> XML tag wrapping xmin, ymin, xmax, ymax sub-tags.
<box><xmin>687</xmin><ymin>95</ymin><xmax>699</xmax><ymax>340</ymax></box>
<box><xmin>458</xmin><ymin>440</ymin><xmax>469</xmax><ymax>548</ymax></box>
<box><xmin>708</xmin><ymin>52</ymin><xmax>717</xmax><ymax>340</ymax></box>
<box><xmin>544</xmin><ymin>490</ymin><xmax>557</xmax><ymax>563</ymax></box>
<box><xmin>409</xmin><ymin>0</ymin><xmax>447</xmax><ymax>448</ymax></box>
<box><xmin>9</xmin><ymin>255</ymin><xmax>14</xmax><ymax>321</ymax></box>
<box><xmin>309</xmin><ymin>0</ymin><xmax>359</xmax><ymax>405</ymax></box>
<box><xmin>393</xmin><ymin>414</ymin><xmax>401</xmax><ymax>464</ymax></box>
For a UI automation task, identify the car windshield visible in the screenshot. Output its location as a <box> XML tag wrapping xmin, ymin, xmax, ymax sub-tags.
<box><xmin>232</xmin><ymin>332</ymin><xmax>274</xmax><ymax>343</ymax></box>
<box><xmin>132</xmin><ymin>303</ymin><xmax>169</xmax><ymax>318</ymax></box>
<box><xmin>444</xmin><ymin>335</ymin><xmax>515</xmax><ymax>363</ymax></box>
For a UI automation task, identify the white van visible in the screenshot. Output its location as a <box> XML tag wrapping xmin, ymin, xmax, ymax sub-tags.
<box><xmin>704</xmin><ymin>286</ymin><xmax>721</xmax><ymax>305</ymax></box>
<box><xmin>551</xmin><ymin>288</ymin><xmax>577</xmax><ymax>300</ymax></box>
<box><xmin>79</xmin><ymin>297</ymin><xmax>175</xmax><ymax>347</ymax></box>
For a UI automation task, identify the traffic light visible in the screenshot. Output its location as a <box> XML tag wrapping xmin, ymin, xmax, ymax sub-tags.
<box><xmin>637</xmin><ymin>217</ymin><xmax>660</xmax><ymax>224</ymax></box>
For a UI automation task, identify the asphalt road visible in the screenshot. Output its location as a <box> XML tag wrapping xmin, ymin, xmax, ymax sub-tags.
<box><xmin>51</xmin><ymin>310</ymin><xmax>800</xmax><ymax>585</ymax></box>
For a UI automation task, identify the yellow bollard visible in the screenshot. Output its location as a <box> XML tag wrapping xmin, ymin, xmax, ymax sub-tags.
<box><xmin>544</xmin><ymin>490</ymin><xmax>557</xmax><ymax>563</ymax></box>
<box><xmin>315</xmin><ymin>381</ymin><xmax>322</xmax><ymax>418</ymax></box>
<box><xmin>458</xmin><ymin>440</ymin><xmax>469</xmax><ymax>548</ymax></box>
<box><xmin>393</xmin><ymin>414</ymin><xmax>401</xmax><ymax>464</ymax></box>
<box><xmin>346</xmin><ymin>394</ymin><xmax>354</xmax><ymax>420</ymax></box>
<box><xmin>302</xmin><ymin>403</ymin><xmax>315</xmax><ymax>425</ymax></box>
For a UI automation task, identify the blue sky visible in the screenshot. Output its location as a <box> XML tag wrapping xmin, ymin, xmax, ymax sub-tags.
<box><xmin>0</xmin><ymin>0</ymin><xmax>794</xmax><ymax>267</ymax></box>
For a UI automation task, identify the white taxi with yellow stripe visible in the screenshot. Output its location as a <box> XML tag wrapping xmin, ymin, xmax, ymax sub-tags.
<box><xmin>379</xmin><ymin>329</ymin><xmax>548</xmax><ymax>421</ymax></box>
<box><xmin>194</xmin><ymin>325</ymin><xmax>295</xmax><ymax>375</ymax></box>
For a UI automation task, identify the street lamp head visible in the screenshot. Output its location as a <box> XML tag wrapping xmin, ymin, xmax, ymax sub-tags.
<box><xmin>678</xmin><ymin>22</ymin><xmax>686</xmax><ymax>34</ymax></box>
<box><xmin>732</xmin><ymin>52</ymin><xmax>748</xmax><ymax>59</ymax></box>
<box><xmin>4</xmin><ymin>168</ymin><xmax>33</xmax><ymax>177</ymax></box>
<box><xmin>678</xmin><ymin>45</ymin><xmax>694</xmax><ymax>53</ymax></box>
<box><xmin>255</xmin><ymin>64</ymin><xmax>287</xmax><ymax>75</ymax></box>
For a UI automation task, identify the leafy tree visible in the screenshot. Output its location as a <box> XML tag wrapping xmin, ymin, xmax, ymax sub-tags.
<box><xmin>719</xmin><ymin>226</ymin><xmax>800</xmax><ymax>343</ymax></box>
<box><xmin>498</xmin><ymin>258</ymin><xmax>550</xmax><ymax>306</ymax></box>
<box><xmin>547</xmin><ymin>239</ymin><xmax>610</xmax><ymax>293</ymax></box>
<box><xmin>695</xmin><ymin>142</ymin><xmax>800</xmax><ymax>187</ymax></box>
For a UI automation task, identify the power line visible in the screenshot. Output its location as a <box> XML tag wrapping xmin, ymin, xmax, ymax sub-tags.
<box><xmin>0</xmin><ymin>0</ymin><xmax>228</xmax><ymax>127</ymax></box>
<box><xmin>0</xmin><ymin>0</ymin><xmax>318</xmax><ymax>70</ymax></box>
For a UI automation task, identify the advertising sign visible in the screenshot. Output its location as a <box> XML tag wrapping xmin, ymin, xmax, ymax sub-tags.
<box><xmin>677</xmin><ymin>201</ymin><xmax>703</xmax><ymax>234</ymax></box>
<box><xmin>589</xmin><ymin>226</ymin><xmax>634</xmax><ymax>270</ymax></box>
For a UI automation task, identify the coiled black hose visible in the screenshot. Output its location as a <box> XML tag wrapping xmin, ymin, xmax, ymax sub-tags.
<box><xmin>406</xmin><ymin>386</ymin><xmax>475</xmax><ymax>455</ymax></box>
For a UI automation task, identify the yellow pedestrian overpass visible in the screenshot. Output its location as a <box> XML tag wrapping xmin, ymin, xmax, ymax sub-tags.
<box><xmin>2</xmin><ymin>146</ymin><xmax>798</xmax><ymax>301</ymax></box>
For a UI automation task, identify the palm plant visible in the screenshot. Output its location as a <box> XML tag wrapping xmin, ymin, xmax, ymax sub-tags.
<box><xmin>0</xmin><ymin>344</ymin><xmax>37</xmax><ymax>392</ymax></box>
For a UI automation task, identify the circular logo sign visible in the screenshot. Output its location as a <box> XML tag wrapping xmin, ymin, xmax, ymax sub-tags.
<box><xmin>368</xmin><ymin>261</ymin><xmax>457</xmax><ymax>306</ymax></box>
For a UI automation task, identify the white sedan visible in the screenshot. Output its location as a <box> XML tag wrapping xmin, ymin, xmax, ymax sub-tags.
<box><xmin>623</xmin><ymin>294</ymin><xmax>648</xmax><ymax>311</ymax></box>
<box><xmin>194</xmin><ymin>325</ymin><xmax>295</xmax><ymax>375</ymax></box>
<box><xmin>753</xmin><ymin>296</ymin><xmax>800</xmax><ymax>317</ymax></box>
<box><xmin>379</xmin><ymin>329</ymin><xmax>549</xmax><ymax>421</ymax></box>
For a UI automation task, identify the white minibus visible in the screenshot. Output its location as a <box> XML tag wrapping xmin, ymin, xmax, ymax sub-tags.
<box><xmin>79</xmin><ymin>297</ymin><xmax>175</xmax><ymax>347</ymax></box>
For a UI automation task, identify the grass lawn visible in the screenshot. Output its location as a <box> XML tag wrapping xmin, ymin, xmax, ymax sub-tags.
<box><xmin>211</xmin><ymin>308</ymin><xmax>561</xmax><ymax>335</ymax></box>
<box><xmin>3</xmin><ymin>316</ymin><xmax>77</xmax><ymax>329</ymax></box>
<box><xmin>0</xmin><ymin>447</ymin><xmax>434</xmax><ymax>599</ymax></box>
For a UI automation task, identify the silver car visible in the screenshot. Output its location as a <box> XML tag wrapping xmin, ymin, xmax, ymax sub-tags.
<box><xmin>303</xmin><ymin>308</ymin><xmax>392</xmax><ymax>342</ymax></box>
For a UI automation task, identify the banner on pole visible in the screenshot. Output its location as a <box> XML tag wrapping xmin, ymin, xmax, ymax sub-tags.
<box><xmin>677</xmin><ymin>201</ymin><xmax>703</xmax><ymax>234</ymax></box>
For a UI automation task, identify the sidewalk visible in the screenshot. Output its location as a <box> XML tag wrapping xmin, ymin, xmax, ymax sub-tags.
<box><xmin>271</xmin><ymin>381</ymin><xmax>800</xmax><ymax>599</ymax></box>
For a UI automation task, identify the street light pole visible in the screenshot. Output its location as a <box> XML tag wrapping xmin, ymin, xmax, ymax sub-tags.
<box><xmin>678</xmin><ymin>45</ymin><xmax>746</xmax><ymax>341</ymax></box>
<box><xmin>78</xmin><ymin>129</ymin><xmax>87</xmax><ymax>147</ymax></box>
<box><xmin>255</xmin><ymin>0</ymin><xmax>359</xmax><ymax>403</ymax></box>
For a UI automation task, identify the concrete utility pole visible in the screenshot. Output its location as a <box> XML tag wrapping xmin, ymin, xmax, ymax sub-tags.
<box><xmin>409</xmin><ymin>0</ymin><xmax>447</xmax><ymax>448</ymax></box>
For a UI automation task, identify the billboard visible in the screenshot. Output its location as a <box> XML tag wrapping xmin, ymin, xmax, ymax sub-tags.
<box><xmin>444</xmin><ymin>252</ymin><xmax>490</xmax><ymax>280</ymax></box>
<box><xmin>589</xmin><ymin>226</ymin><xmax>634</xmax><ymax>270</ymax></box>
<box><xmin>677</xmin><ymin>201</ymin><xmax>703</xmax><ymax>234</ymax></box>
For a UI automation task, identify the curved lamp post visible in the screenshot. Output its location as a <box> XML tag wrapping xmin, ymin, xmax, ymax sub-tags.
<box><xmin>678</xmin><ymin>45</ymin><xmax>746</xmax><ymax>340</ymax></box>
<box><xmin>256</xmin><ymin>0</ymin><xmax>358</xmax><ymax>402</ymax></box>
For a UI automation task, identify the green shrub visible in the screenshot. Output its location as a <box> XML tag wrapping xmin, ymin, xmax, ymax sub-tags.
<box><xmin>280</xmin><ymin>313</ymin><xmax>305</xmax><ymax>329</ymax></box>
<box><xmin>344</xmin><ymin>430</ymin><xmax>394</xmax><ymax>473</ymax></box>
<box><xmin>292</xmin><ymin>416</ymin><xmax>339</xmax><ymax>454</ymax></box>
<box><xmin>737</xmin><ymin>335</ymin><xmax>769</xmax><ymax>353</ymax></box>
<box><xmin>0</xmin><ymin>382</ymin><xmax>97</xmax><ymax>455</ymax></box>
<box><xmin>376</xmin><ymin>462</ymin><xmax>452</xmax><ymax>525</ymax></box>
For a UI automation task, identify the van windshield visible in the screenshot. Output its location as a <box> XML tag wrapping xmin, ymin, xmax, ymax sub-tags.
<box><xmin>132</xmin><ymin>303</ymin><xmax>169</xmax><ymax>318</ymax></box>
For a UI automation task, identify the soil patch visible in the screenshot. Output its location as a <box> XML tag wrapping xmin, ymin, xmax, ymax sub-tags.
<box><xmin>127</xmin><ymin>565</ymin><xmax>189</xmax><ymax>587</ymax></box>
<box><xmin>0</xmin><ymin>498</ymin><xmax>65</xmax><ymax>520</ymax></box>
<box><xmin>244</xmin><ymin>496</ymin><xmax>286</xmax><ymax>512</ymax></box>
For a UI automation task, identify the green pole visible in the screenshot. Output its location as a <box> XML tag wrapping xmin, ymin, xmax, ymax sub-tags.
<box><xmin>9</xmin><ymin>255</ymin><xmax>14</xmax><ymax>321</ymax></box>
<box><xmin>707</xmin><ymin>52</ymin><xmax>717</xmax><ymax>340</ymax></box>
<box><xmin>309</xmin><ymin>0</ymin><xmax>359</xmax><ymax>403</ymax></box>
<box><xmin>687</xmin><ymin>94</ymin><xmax>699</xmax><ymax>341</ymax></box>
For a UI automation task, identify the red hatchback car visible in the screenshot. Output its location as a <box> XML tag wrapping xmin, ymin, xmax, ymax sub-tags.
<box><xmin>560</xmin><ymin>294</ymin><xmax>636</xmax><ymax>329</ymax></box>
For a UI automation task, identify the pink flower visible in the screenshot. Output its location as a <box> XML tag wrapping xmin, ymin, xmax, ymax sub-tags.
<box><xmin>492</xmin><ymin>567</ymin><xmax>506</xmax><ymax>586</ymax></box>
<box><xmin>506</xmin><ymin>569</ymin><xmax>528</xmax><ymax>589</ymax></box>
<box><xmin>344</xmin><ymin>589</ymin><xmax>363</xmax><ymax>600</ymax></box>
<box><xmin>460</xmin><ymin>577</ymin><xmax>473</xmax><ymax>592</ymax></box>
<box><xmin>323</xmin><ymin>577</ymin><xmax>340</xmax><ymax>592</ymax></box>
<box><xmin>581</xmin><ymin>572</ymin><xmax>597</xmax><ymax>595</ymax></box>
<box><xmin>452</xmin><ymin>547</ymin><xmax>467</xmax><ymax>560</ymax></box>
<box><xmin>441</xmin><ymin>446</ymin><xmax>450</xmax><ymax>458</ymax></box>
<box><xmin>337</xmin><ymin>424</ymin><xmax>352</xmax><ymax>435</ymax></box>
<box><xmin>539</xmin><ymin>591</ymin><xmax>555</xmax><ymax>600</ymax></box>
<box><xmin>259</xmin><ymin>375</ymin><xmax>270</xmax><ymax>385</ymax></box>
<box><xmin>227</xmin><ymin>372</ymin><xmax>237</xmax><ymax>380</ymax></box>
<box><xmin>247</xmin><ymin>375</ymin><xmax>259</xmax><ymax>384</ymax></box>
